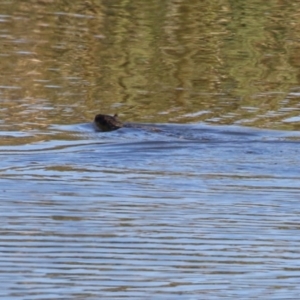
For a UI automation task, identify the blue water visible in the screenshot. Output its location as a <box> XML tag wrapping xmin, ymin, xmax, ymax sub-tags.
<box><xmin>1</xmin><ymin>123</ymin><xmax>300</xmax><ymax>299</ymax></box>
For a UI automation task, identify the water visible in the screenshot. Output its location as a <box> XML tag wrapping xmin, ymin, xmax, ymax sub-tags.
<box><xmin>1</xmin><ymin>123</ymin><xmax>300</xmax><ymax>299</ymax></box>
<box><xmin>1</xmin><ymin>0</ymin><xmax>300</xmax><ymax>298</ymax></box>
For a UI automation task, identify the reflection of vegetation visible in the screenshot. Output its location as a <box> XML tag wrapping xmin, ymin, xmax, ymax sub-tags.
<box><xmin>0</xmin><ymin>0</ymin><xmax>300</xmax><ymax>131</ymax></box>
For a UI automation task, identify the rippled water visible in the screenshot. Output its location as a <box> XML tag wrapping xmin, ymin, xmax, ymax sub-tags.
<box><xmin>1</xmin><ymin>0</ymin><xmax>300</xmax><ymax>299</ymax></box>
<box><xmin>1</xmin><ymin>124</ymin><xmax>300</xmax><ymax>299</ymax></box>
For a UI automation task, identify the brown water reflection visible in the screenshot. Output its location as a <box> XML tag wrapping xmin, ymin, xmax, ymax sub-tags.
<box><xmin>0</xmin><ymin>0</ymin><xmax>300</xmax><ymax>134</ymax></box>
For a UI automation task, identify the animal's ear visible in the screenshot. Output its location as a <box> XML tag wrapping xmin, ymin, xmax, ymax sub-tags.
<box><xmin>114</xmin><ymin>114</ymin><xmax>118</xmax><ymax>118</ymax></box>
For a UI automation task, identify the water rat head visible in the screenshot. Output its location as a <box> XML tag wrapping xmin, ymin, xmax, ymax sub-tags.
<box><xmin>94</xmin><ymin>114</ymin><xmax>123</xmax><ymax>131</ymax></box>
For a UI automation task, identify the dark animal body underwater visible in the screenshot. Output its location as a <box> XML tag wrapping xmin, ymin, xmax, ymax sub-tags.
<box><xmin>94</xmin><ymin>114</ymin><xmax>161</xmax><ymax>132</ymax></box>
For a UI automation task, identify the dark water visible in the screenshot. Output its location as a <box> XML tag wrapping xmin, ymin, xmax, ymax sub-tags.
<box><xmin>1</xmin><ymin>0</ymin><xmax>300</xmax><ymax>299</ymax></box>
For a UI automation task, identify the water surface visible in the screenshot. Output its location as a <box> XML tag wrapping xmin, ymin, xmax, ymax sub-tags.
<box><xmin>1</xmin><ymin>123</ymin><xmax>300</xmax><ymax>299</ymax></box>
<box><xmin>1</xmin><ymin>0</ymin><xmax>300</xmax><ymax>299</ymax></box>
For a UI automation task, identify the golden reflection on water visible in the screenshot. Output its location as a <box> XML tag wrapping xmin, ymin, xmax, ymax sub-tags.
<box><xmin>0</xmin><ymin>0</ymin><xmax>300</xmax><ymax>133</ymax></box>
